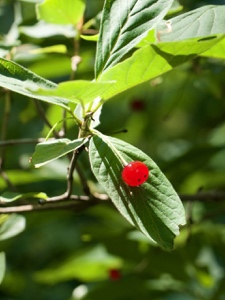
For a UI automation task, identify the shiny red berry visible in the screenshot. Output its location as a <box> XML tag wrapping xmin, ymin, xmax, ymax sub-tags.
<box><xmin>122</xmin><ymin>161</ymin><xmax>149</xmax><ymax>187</ymax></box>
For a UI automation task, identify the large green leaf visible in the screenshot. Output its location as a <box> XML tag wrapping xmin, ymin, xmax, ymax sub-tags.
<box><xmin>95</xmin><ymin>0</ymin><xmax>173</xmax><ymax>77</ymax></box>
<box><xmin>158</xmin><ymin>5</ymin><xmax>225</xmax><ymax>42</ymax></box>
<box><xmin>97</xmin><ymin>35</ymin><xmax>225</xmax><ymax>101</ymax></box>
<box><xmin>89</xmin><ymin>134</ymin><xmax>186</xmax><ymax>251</ymax></box>
<box><xmin>37</xmin><ymin>0</ymin><xmax>85</xmax><ymax>25</ymax></box>
<box><xmin>0</xmin><ymin>58</ymin><xmax>69</xmax><ymax>108</ymax></box>
<box><xmin>32</xmin><ymin>138</ymin><xmax>87</xmax><ymax>167</ymax></box>
<box><xmin>32</xmin><ymin>36</ymin><xmax>224</xmax><ymax>105</ymax></box>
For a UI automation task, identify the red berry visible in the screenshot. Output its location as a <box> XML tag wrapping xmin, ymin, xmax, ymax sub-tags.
<box><xmin>109</xmin><ymin>269</ymin><xmax>121</xmax><ymax>280</ymax></box>
<box><xmin>122</xmin><ymin>161</ymin><xmax>149</xmax><ymax>187</ymax></box>
<box><xmin>130</xmin><ymin>98</ymin><xmax>145</xmax><ymax>111</ymax></box>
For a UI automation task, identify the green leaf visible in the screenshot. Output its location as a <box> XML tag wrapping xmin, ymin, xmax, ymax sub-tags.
<box><xmin>32</xmin><ymin>36</ymin><xmax>224</xmax><ymax>105</ymax></box>
<box><xmin>37</xmin><ymin>0</ymin><xmax>85</xmax><ymax>25</ymax></box>
<box><xmin>95</xmin><ymin>0</ymin><xmax>174</xmax><ymax>77</ymax></box>
<box><xmin>89</xmin><ymin>134</ymin><xmax>186</xmax><ymax>251</ymax></box>
<box><xmin>158</xmin><ymin>5</ymin><xmax>225</xmax><ymax>42</ymax></box>
<box><xmin>0</xmin><ymin>192</ymin><xmax>48</xmax><ymax>203</ymax></box>
<box><xmin>32</xmin><ymin>138</ymin><xmax>87</xmax><ymax>167</ymax></box>
<box><xmin>20</xmin><ymin>21</ymin><xmax>76</xmax><ymax>38</ymax></box>
<box><xmin>97</xmin><ymin>35</ymin><xmax>225</xmax><ymax>101</ymax></box>
<box><xmin>0</xmin><ymin>58</ymin><xmax>69</xmax><ymax>108</ymax></box>
<box><xmin>0</xmin><ymin>214</ymin><xmax>26</xmax><ymax>241</ymax></box>
<box><xmin>32</xmin><ymin>80</ymin><xmax>114</xmax><ymax>105</ymax></box>
<box><xmin>30</xmin><ymin>44</ymin><xmax>67</xmax><ymax>54</ymax></box>
<box><xmin>201</xmin><ymin>38</ymin><xmax>225</xmax><ymax>59</ymax></box>
<box><xmin>81</xmin><ymin>34</ymin><xmax>99</xmax><ymax>42</ymax></box>
<box><xmin>0</xmin><ymin>252</ymin><xmax>6</xmax><ymax>285</ymax></box>
<box><xmin>34</xmin><ymin>245</ymin><xmax>123</xmax><ymax>284</ymax></box>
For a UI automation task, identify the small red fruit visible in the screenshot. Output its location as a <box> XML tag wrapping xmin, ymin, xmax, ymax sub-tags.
<box><xmin>122</xmin><ymin>161</ymin><xmax>149</xmax><ymax>187</ymax></box>
<box><xmin>109</xmin><ymin>269</ymin><xmax>121</xmax><ymax>281</ymax></box>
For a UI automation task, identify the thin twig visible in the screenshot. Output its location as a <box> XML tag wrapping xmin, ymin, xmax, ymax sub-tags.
<box><xmin>0</xmin><ymin>89</ymin><xmax>18</xmax><ymax>191</ymax></box>
<box><xmin>65</xmin><ymin>144</ymin><xmax>87</xmax><ymax>199</ymax></box>
<box><xmin>0</xmin><ymin>200</ymin><xmax>97</xmax><ymax>214</ymax></box>
<box><xmin>33</xmin><ymin>99</ymin><xmax>60</xmax><ymax>138</ymax></box>
<box><xmin>0</xmin><ymin>90</ymin><xmax>11</xmax><ymax>167</ymax></box>
<box><xmin>180</xmin><ymin>191</ymin><xmax>225</xmax><ymax>202</ymax></box>
<box><xmin>76</xmin><ymin>162</ymin><xmax>90</xmax><ymax>195</ymax></box>
<box><xmin>0</xmin><ymin>138</ymin><xmax>50</xmax><ymax>147</ymax></box>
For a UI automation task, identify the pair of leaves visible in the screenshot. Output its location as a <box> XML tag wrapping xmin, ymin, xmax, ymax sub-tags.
<box><xmin>95</xmin><ymin>0</ymin><xmax>174</xmax><ymax>77</ymax></box>
<box><xmin>1</xmin><ymin>3</ymin><xmax>225</xmax><ymax>106</ymax></box>
<box><xmin>31</xmin><ymin>132</ymin><xmax>185</xmax><ymax>250</ymax></box>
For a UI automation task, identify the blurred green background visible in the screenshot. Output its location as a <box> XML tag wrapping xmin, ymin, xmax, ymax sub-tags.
<box><xmin>1</xmin><ymin>0</ymin><xmax>225</xmax><ymax>299</ymax></box>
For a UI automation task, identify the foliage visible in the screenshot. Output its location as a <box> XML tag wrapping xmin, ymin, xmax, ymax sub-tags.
<box><xmin>0</xmin><ymin>0</ymin><xmax>225</xmax><ymax>299</ymax></box>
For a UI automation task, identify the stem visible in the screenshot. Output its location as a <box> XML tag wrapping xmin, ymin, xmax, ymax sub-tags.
<box><xmin>33</xmin><ymin>99</ymin><xmax>59</xmax><ymax>138</ymax></box>
<box><xmin>0</xmin><ymin>90</ymin><xmax>11</xmax><ymax>166</ymax></box>
<box><xmin>92</xmin><ymin>130</ymin><xmax>128</xmax><ymax>166</ymax></box>
<box><xmin>76</xmin><ymin>162</ymin><xmax>90</xmax><ymax>195</ymax></box>
<box><xmin>2</xmin><ymin>191</ymin><xmax>225</xmax><ymax>214</ymax></box>
<box><xmin>0</xmin><ymin>89</ymin><xmax>17</xmax><ymax>192</ymax></box>
<box><xmin>63</xmin><ymin>143</ymin><xmax>87</xmax><ymax>199</ymax></box>
<box><xmin>0</xmin><ymin>201</ymin><xmax>96</xmax><ymax>214</ymax></box>
<box><xmin>0</xmin><ymin>138</ymin><xmax>52</xmax><ymax>147</ymax></box>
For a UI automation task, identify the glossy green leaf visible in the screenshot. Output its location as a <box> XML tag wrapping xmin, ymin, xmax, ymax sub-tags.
<box><xmin>0</xmin><ymin>214</ymin><xmax>26</xmax><ymax>241</ymax></box>
<box><xmin>97</xmin><ymin>35</ymin><xmax>225</xmax><ymax>101</ymax></box>
<box><xmin>95</xmin><ymin>0</ymin><xmax>174</xmax><ymax>77</ymax></box>
<box><xmin>37</xmin><ymin>0</ymin><xmax>85</xmax><ymax>25</ymax></box>
<box><xmin>158</xmin><ymin>5</ymin><xmax>225</xmax><ymax>42</ymax></box>
<box><xmin>89</xmin><ymin>134</ymin><xmax>186</xmax><ymax>250</ymax></box>
<box><xmin>0</xmin><ymin>252</ymin><xmax>6</xmax><ymax>285</ymax></box>
<box><xmin>32</xmin><ymin>138</ymin><xmax>87</xmax><ymax>167</ymax></box>
<box><xmin>0</xmin><ymin>57</ymin><xmax>69</xmax><ymax>108</ymax></box>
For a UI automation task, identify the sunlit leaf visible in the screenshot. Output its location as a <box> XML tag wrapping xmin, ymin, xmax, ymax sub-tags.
<box><xmin>81</xmin><ymin>34</ymin><xmax>99</xmax><ymax>42</ymax></box>
<box><xmin>201</xmin><ymin>38</ymin><xmax>225</xmax><ymax>59</ymax></box>
<box><xmin>20</xmin><ymin>21</ymin><xmax>76</xmax><ymax>38</ymax></box>
<box><xmin>89</xmin><ymin>134</ymin><xmax>186</xmax><ymax>250</ymax></box>
<box><xmin>33</xmin><ymin>80</ymin><xmax>114</xmax><ymax>105</ymax></box>
<box><xmin>95</xmin><ymin>0</ymin><xmax>174</xmax><ymax>77</ymax></box>
<box><xmin>97</xmin><ymin>35</ymin><xmax>225</xmax><ymax>101</ymax></box>
<box><xmin>158</xmin><ymin>5</ymin><xmax>225</xmax><ymax>42</ymax></box>
<box><xmin>29</xmin><ymin>44</ymin><xmax>67</xmax><ymax>54</ymax></box>
<box><xmin>37</xmin><ymin>0</ymin><xmax>85</xmax><ymax>26</ymax></box>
